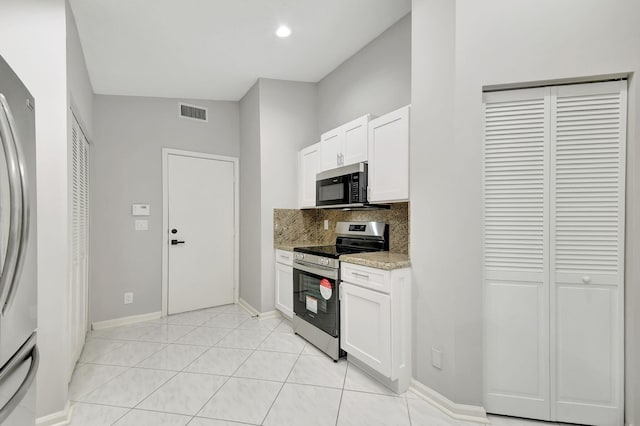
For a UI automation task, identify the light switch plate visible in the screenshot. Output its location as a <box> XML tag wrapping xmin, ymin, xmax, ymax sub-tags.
<box><xmin>324</xmin><ymin>219</ymin><xmax>329</xmax><ymax>230</ymax></box>
<box><xmin>135</xmin><ymin>219</ymin><xmax>149</xmax><ymax>231</ymax></box>
<box><xmin>132</xmin><ymin>204</ymin><xmax>150</xmax><ymax>216</ymax></box>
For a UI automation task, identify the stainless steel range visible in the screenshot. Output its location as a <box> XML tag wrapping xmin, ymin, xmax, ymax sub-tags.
<box><xmin>292</xmin><ymin>221</ymin><xmax>388</xmax><ymax>360</ymax></box>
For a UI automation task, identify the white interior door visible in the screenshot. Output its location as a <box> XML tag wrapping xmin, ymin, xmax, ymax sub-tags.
<box><xmin>167</xmin><ymin>152</ymin><xmax>235</xmax><ymax>314</ymax></box>
<box><xmin>550</xmin><ymin>81</ymin><xmax>626</xmax><ymax>426</ymax></box>
<box><xmin>69</xmin><ymin>114</ymin><xmax>89</xmax><ymax>377</ymax></box>
<box><xmin>483</xmin><ymin>81</ymin><xmax>626</xmax><ymax>426</ymax></box>
<box><xmin>482</xmin><ymin>88</ymin><xmax>551</xmax><ymax>420</ymax></box>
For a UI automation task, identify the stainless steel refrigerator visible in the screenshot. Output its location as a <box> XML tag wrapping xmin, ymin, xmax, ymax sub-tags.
<box><xmin>0</xmin><ymin>55</ymin><xmax>39</xmax><ymax>426</ymax></box>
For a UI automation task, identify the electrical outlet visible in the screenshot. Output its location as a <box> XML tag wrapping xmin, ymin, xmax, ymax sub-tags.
<box><xmin>124</xmin><ymin>292</ymin><xmax>133</xmax><ymax>304</ymax></box>
<box><xmin>432</xmin><ymin>348</ymin><xmax>443</xmax><ymax>370</ymax></box>
<box><xmin>324</xmin><ymin>219</ymin><xmax>329</xmax><ymax>230</ymax></box>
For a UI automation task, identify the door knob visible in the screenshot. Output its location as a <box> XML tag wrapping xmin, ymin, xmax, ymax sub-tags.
<box><xmin>171</xmin><ymin>239</ymin><xmax>185</xmax><ymax>245</ymax></box>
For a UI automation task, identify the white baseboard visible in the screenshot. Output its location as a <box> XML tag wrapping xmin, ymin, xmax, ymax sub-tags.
<box><xmin>409</xmin><ymin>379</ymin><xmax>489</xmax><ymax>424</ymax></box>
<box><xmin>236</xmin><ymin>299</ymin><xmax>283</xmax><ymax>321</ymax></box>
<box><xmin>36</xmin><ymin>401</ymin><xmax>72</xmax><ymax>426</ymax></box>
<box><xmin>258</xmin><ymin>310</ymin><xmax>282</xmax><ymax>320</ymax></box>
<box><xmin>237</xmin><ymin>298</ymin><xmax>259</xmax><ymax>317</ymax></box>
<box><xmin>91</xmin><ymin>311</ymin><xmax>161</xmax><ymax>330</ymax></box>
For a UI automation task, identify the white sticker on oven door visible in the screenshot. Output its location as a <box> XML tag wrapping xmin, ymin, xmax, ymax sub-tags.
<box><xmin>320</xmin><ymin>278</ymin><xmax>332</xmax><ymax>300</ymax></box>
<box><xmin>306</xmin><ymin>295</ymin><xmax>318</xmax><ymax>314</ymax></box>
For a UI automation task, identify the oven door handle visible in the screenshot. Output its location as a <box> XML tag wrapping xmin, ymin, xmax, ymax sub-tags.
<box><xmin>293</xmin><ymin>261</ymin><xmax>338</xmax><ymax>280</ymax></box>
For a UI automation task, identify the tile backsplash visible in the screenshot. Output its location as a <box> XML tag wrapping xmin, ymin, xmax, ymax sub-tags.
<box><xmin>274</xmin><ymin>202</ymin><xmax>409</xmax><ymax>254</ymax></box>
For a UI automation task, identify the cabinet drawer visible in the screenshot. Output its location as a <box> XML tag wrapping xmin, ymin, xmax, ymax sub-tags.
<box><xmin>341</xmin><ymin>263</ymin><xmax>390</xmax><ymax>293</ymax></box>
<box><xmin>275</xmin><ymin>249</ymin><xmax>293</xmax><ymax>266</ymax></box>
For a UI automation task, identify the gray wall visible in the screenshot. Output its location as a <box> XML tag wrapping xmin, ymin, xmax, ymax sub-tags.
<box><xmin>317</xmin><ymin>13</ymin><xmax>411</xmax><ymax>133</ymax></box>
<box><xmin>239</xmin><ymin>79</ymin><xmax>318</xmax><ymax>313</ymax></box>
<box><xmin>411</xmin><ymin>0</ymin><xmax>640</xmax><ymax>420</ymax></box>
<box><xmin>410</xmin><ymin>0</ymin><xmax>458</xmax><ymax>401</ymax></box>
<box><xmin>258</xmin><ymin>79</ymin><xmax>318</xmax><ymax>311</ymax></box>
<box><xmin>91</xmin><ymin>95</ymin><xmax>239</xmax><ymax>322</ymax></box>
<box><xmin>238</xmin><ymin>83</ymin><xmax>262</xmax><ymax>310</ymax></box>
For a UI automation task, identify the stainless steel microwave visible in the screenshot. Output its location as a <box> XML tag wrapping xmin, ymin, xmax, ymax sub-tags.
<box><xmin>316</xmin><ymin>162</ymin><xmax>368</xmax><ymax>208</ymax></box>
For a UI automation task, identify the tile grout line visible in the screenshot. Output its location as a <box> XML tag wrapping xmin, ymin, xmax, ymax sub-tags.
<box><xmin>258</xmin><ymin>331</ymin><xmax>306</xmax><ymax>426</ymax></box>
<box><xmin>405</xmin><ymin>392</ymin><xmax>413</xmax><ymax>426</ymax></box>
<box><xmin>190</xmin><ymin>312</ymin><xmax>282</xmax><ymax>423</ymax></box>
<box><xmin>141</xmin><ymin>306</ymin><xmax>248</xmax><ymax>421</ymax></box>
<box><xmin>334</xmin><ymin>361</ymin><xmax>350</xmax><ymax>426</ymax></box>
<box><xmin>122</xmin><ymin>304</ymin><xmax>241</xmax><ymax>424</ymax></box>
<box><xmin>72</xmin><ymin>336</ymin><xmax>170</xmax><ymax>404</ymax></box>
<box><xmin>74</xmin><ymin>307</ymin><xmax>349</xmax><ymax>425</ymax></box>
<box><xmin>73</xmin><ymin>306</ymin><xmax>231</xmax><ymax>424</ymax></box>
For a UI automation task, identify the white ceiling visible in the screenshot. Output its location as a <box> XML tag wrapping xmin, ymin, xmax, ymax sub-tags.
<box><xmin>69</xmin><ymin>0</ymin><xmax>411</xmax><ymax>101</ymax></box>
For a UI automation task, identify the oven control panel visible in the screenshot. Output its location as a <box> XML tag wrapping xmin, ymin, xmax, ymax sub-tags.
<box><xmin>293</xmin><ymin>252</ymin><xmax>340</xmax><ymax>270</ymax></box>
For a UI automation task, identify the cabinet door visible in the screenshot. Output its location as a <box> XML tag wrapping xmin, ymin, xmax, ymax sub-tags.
<box><xmin>275</xmin><ymin>262</ymin><xmax>293</xmax><ymax>318</ymax></box>
<box><xmin>368</xmin><ymin>106</ymin><xmax>410</xmax><ymax>202</ymax></box>
<box><xmin>342</xmin><ymin>115</ymin><xmax>370</xmax><ymax>166</ymax></box>
<box><xmin>299</xmin><ymin>142</ymin><xmax>320</xmax><ymax>208</ymax></box>
<box><xmin>340</xmin><ymin>282</ymin><xmax>391</xmax><ymax>377</ymax></box>
<box><xmin>320</xmin><ymin>128</ymin><xmax>343</xmax><ymax>171</ymax></box>
<box><xmin>550</xmin><ymin>81</ymin><xmax>625</xmax><ymax>426</ymax></box>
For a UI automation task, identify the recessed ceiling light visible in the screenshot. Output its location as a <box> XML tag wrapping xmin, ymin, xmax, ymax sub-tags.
<box><xmin>276</xmin><ymin>25</ymin><xmax>292</xmax><ymax>38</ymax></box>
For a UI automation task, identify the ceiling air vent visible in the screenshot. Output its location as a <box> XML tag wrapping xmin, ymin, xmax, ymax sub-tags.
<box><xmin>179</xmin><ymin>103</ymin><xmax>208</xmax><ymax>122</ymax></box>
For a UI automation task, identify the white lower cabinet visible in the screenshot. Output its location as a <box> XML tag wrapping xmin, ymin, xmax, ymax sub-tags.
<box><xmin>274</xmin><ymin>250</ymin><xmax>293</xmax><ymax>318</ymax></box>
<box><xmin>340</xmin><ymin>282</ymin><xmax>391</xmax><ymax>376</ymax></box>
<box><xmin>340</xmin><ymin>263</ymin><xmax>411</xmax><ymax>393</ymax></box>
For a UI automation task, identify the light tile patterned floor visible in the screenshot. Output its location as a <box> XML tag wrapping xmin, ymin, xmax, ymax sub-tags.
<box><xmin>68</xmin><ymin>304</ymin><xmax>558</xmax><ymax>426</ymax></box>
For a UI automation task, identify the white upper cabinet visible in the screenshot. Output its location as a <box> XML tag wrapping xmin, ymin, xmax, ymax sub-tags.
<box><xmin>320</xmin><ymin>114</ymin><xmax>370</xmax><ymax>171</ymax></box>
<box><xmin>298</xmin><ymin>142</ymin><xmax>320</xmax><ymax>208</ymax></box>
<box><xmin>342</xmin><ymin>115</ymin><xmax>370</xmax><ymax>166</ymax></box>
<box><xmin>320</xmin><ymin>128</ymin><xmax>343</xmax><ymax>171</ymax></box>
<box><xmin>367</xmin><ymin>105</ymin><xmax>410</xmax><ymax>203</ymax></box>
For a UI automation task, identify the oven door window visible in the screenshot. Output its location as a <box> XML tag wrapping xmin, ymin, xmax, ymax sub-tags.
<box><xmin>293</xmin><ymin>267</ymin><xmax>338</xmax><ymax>337</ymax></box>
<box><xmin>316</xmin><ymin>176</ymin><xmax>349</xmax><ymax>206</ymax></box>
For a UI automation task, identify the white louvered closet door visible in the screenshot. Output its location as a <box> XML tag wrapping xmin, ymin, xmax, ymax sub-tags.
<box><xmin>483</xmin><ymin>88</ymin><xmax>551</xmax><ymax>420</ymax></box>
<box><xmin>483</xmin><ymin>81</ymin><xmax>626</xmax><ymax>426</ymax></box>
<box><xmin>70</xmin><ymin>114</ymin><xmax>90</xmax><ymax>378</ymax></box>
<box><xmin>550</xmin><ymin>81</ymin><xmax>626</xmax><ymax>426</ymax></box>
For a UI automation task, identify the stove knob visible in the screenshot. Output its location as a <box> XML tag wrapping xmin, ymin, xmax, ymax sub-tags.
<box><xmin>320</xmin><ymin>258</ymin><xmax>329</xmax><ymax>265</ymax></box>
<box><xmin>296</xmin><ymin>253</ymin><xmax>304</xmax><ymax>260</ymax></box>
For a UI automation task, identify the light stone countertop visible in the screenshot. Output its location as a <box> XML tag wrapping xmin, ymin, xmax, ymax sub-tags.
<box><xmin>339</xmin><ymin>251</ymin><xmax>411</xmax><ymax>271</ymax></box>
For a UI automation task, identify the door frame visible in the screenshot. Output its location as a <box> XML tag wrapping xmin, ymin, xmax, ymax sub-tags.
<box><xmin>161</xmin><ymin>148</ymin><xmax>239</xmax><ymax>317</ymax></box>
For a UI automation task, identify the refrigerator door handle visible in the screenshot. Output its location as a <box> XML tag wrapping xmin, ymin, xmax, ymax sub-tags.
<box><xmin>0</xmin><ymin>93</ymin><xmax>29</xmax><ymax>315</ymax></box>
<box><xmin>0</xmin><ymin>333</ymin><xmax>38</xmax><ymax>424</ymax></box>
